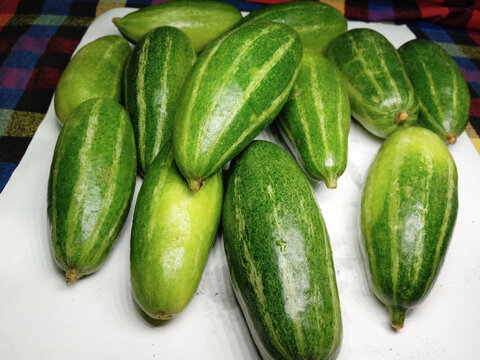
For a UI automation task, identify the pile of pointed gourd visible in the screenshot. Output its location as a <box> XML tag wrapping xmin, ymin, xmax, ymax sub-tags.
<box><xmin>48</xmin><ymin>0</ymin><xmax>469</xmax><ymax>358</ymax></box>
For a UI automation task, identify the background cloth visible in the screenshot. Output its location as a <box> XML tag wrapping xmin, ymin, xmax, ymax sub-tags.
<box><xmin>0</xmin><ymin>0</ymin><xmax>479</xmax><ymax>192</ymax></box>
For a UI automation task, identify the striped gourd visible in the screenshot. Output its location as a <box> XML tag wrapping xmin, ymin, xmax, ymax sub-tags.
<box><xmin>173</xmin><ymin>22</ymin><xmax>302</xmax><ymax>191</ymax></box>
<box><xmin>326</xmin><ymin>28</ymin><xmax>419</xmax><ymax>138</ymax></box>
<box><xmin>124</xmin><ymin>26</ymin><xmax>196</xmax><ymax>175</ymax></box>
<box><xmin>54</xmin><ymin>35</ymin><xmax>130</xmax><ymax>125</ymax></box>
<box><xmin>48</xmin><ymin>98</ymin><xmax>137</xmax><ymax>283</ymax></box>
<box><xmin>223</xmin><ymin>140</ymin><xmax>342</xmax><ymax>360</ymax></box>
<box><xmin>278</xmin><ymin>50</ymin><xmax>350</xmax><ymax>188</ymax></box>
<box><xmin>360</xmin><ymin>127</ymin><xmax>458</xmax><ymax>329</ymax></box>
<box><xmin>130</xmin><ymin>148</ymin><xmax>222</xmax><ymax>320</ymax></box>
<box><xmin>238</xmin><ymin>1</ymin><xmax>346</xmax><ymax>53</ymax></box>
<box><xmin>112</xmin><ymin>0</ymin><xmax>242</xmax><ymax>52</ymax></box>
<box><xmin>398</xmin><ymin>39</ymin><xmax>470</xmax><ymax>144</ymax></box>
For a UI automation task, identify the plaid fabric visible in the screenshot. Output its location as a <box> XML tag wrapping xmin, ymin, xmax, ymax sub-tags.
<box><xmin>0</xmin><ymin>0</ymin><xmax>479</xmax><ymax>193</ymax></box>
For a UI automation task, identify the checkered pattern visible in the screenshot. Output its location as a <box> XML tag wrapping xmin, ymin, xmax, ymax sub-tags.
<box><xmin>1</xmin><ymin>0</ymin><xmax>479</xmax><ymax>192</ymax></box>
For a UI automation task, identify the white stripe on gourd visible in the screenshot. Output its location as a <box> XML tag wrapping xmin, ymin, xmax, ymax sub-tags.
<box><xmin>336</xmin><ymin>76</ymin><xmax>346</xmax><ymax>163</ymax></box>
<box><xmin>146</xmin><ymin>159</ymin><xmax>172</xmax><ymax>249</ymax></box>
<box><xmin>233</xmin><ymin>173</ymin><xmax>289</xmax><ymax>358</ymax></box>
<box><xmin>87</xmin><ymin>115</ymin><xmax>127</xmax><ymax>266</ymax></box>
<box><xmin>319</xmin><ymin>214</ymin><xmax>342</xmax><ymax>343</ymax></box>
<box><xmin>449</xmin><ymin>65</ymin><xmax>459</xmax><ymax>130</ymax></box>
<box><xmin>136</xmin><ymin>35</ymin><xmax>150</xmax><ymax>166</ymax></box>
<box><xmin>419</xmin><ymin>102</ymin><xmax>446</xmax><ymax>133</ymax></box>
<box><xmin>407</xmin><ymin>153</ymin><xmax>433</xmax><ymax>297</ymax></box>
<box><xmin>181</xmin><ymin>27</ymin><xmax>242</xmax><ymax>163</ymax></box>
<box><xmin>198</xmin><ymin>35</ymin><xmax>296</xmax><ymax>158</ymax></box>
<box><xmin>194</xmin><ymin>26</ymin><xmax>274</xmax><ymax>162</ymax></box>
<box><xmin>243</xmin><ymin>241</ymin><xmax>290</xmax><ymax>359</ymax></box>
<box><xmin>425</xmin><ymin>158</ymin><xmax>455</xmax><ymax>291</ymax></box>
<box><xmin>95</xmin><ymin>41</ymin><xmax>122</xmax><ymax>98</ymax></box>
<box><xmin>267</xmin><ymin>184</ymin><xmax>308</xmax><ymax>355</ymax></box>
<box><xmin>210</xmin><ymin>62</ymin><xmax>299</xmax><ymax>173</ymax></box>
<box><xmin>421</xmin><ymin>59</ymin><xmax>445</xmax><ymax>123</ymax></box>
<box><xmin>309</xmin><ymin>61</ymin><xmax>331</xmax><ymax>167</ymax></box>
<box><xmin>151</xmin><ymin>34</ymin><xmax>172</xmax><ymax>163</ymax></box>
<box><xmin>350</xmin><ymin>39</ymin><xmax>384</xmax><ymax>97</ymax></box>
<box><xmin>387</xmin><ymin>137</ymin><xmax>409</xmax><ymax>303</ymax></box>
<box><xmin>65</xmin><ymin>100</ymin><xmax>101</xmax><ymax>261</ymax></box>
<box><xmin>372</xmin><ymin>36</ymin><xmax>403</xmax><ymax>100</ymax></box>
<box><xmin>292</xmin><ymin>83</ymin><xmax>324</xmax><ymax>174</ymax></box>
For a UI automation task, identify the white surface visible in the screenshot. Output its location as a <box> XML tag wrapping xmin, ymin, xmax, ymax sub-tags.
<box><xmin>1</xmin><ymin>8</ymin><xmax>480</xmax><ymax>359</ymax></box>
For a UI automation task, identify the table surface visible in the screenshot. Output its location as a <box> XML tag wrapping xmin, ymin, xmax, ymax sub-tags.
<box><xmin>0</xmin><ymin>0</ymin><xmax>480</xmax><ymax>193</ymax></box>
<box><xmin>1</xmin><ymin>8</ymin><xmax>480</xmax><ymax>360</ymax></box>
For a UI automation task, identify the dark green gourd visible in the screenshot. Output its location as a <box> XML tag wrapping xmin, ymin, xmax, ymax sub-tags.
<box><xmin>398</xmin><ymin>39</ymin><xmax>470</xmax><ymax>144</ymax></box>
<box><xmin>223</xmin><ymin>140</ymin><xmax>342</xmax><ymax>359</ymax></box>
<box><xmin>239</xmin><ymin>1</ymin><xmax>347</xmax><ymax>53</ymax></box>
<box><xmin>124</xmin><ymin>26</ymin><xmax>196</xmax><ymax>175</ymax></box>
<box><xmin>326</xmin><ymin>28</ymin><xmax>418</xmax><ymax>138</ymax></box>
<box><xmin>173</xmin><ymin>22</ymin><xmax>302</xmax><ymax>191</ymax></box>
<box><xmin>279</xmin><ymin>50</ymin><xmax>350</xmax><ymax>188</ymax></box>
<box><xmin>48</xmin><ymin>98</ymin><xmax>137</xmax><ymax>283</ymax></box>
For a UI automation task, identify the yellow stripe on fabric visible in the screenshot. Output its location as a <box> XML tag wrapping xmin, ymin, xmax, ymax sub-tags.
<box><xmin>0</xmin><ymin>109</ymin><xmax>12</xmax><ymax>135</ymax></box>
<box><xmin>470</xmin><ymin>138</ymin><xmax>480</xmax><ymax>155</ymax></box>
<box><xmin>8</xmin><ymin>14</ymin><xmax>39</xmax><ymax>26</ymax></box>
<box><xmin>95</xmin><ymin>2</ymin><xmax>128</xmax><ymax>18</ymax></box>
<box><xmin>1</xmin><ymin>109</ymin><xmax>44</xmax><ymax>137</ymax></box>
<box><xmin>465</xmin><ymin>123</ymin><xmax>480</xmax><ymax>155</ymax></box>
<box><xmin>438</xmin><ymin>43</ymin><xmax>480</xmax><ymax>60</ymax></box>
<box><xmin>321</xmin><ymin>0</ymin><xmax>346</xmax><ymax>14</ymax></box>
<box><xmin>8</xmin><ymin>14</ymin><xmax>91</xmax><ymax>27</ymax></box>
<box><xmin>61</xmin><ymin>16</ymin><xmax>93</xmax><ymax>27</ymax></box>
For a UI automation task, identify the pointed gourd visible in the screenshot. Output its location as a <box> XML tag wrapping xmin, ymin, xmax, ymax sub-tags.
<box><xmin>173</xmin><ymin>22</ymin><xmax>303</xmax><ymax>191</ymax></box>
<box><xmin>48</xmin><ymin>98</ymin><xmax>137</xmax><ymax>283</ymax></box>
<box><xmin>360</xmin><ymin>127</ymin><xmax>458</xmax><ymax>329</ymax></box>
<box><xmin>54</xmin><ymin>35</ymin><xmax>130</xmax><ymax>125</ymax></box>
<box><xmin>223</xmin><ymin>140</ymin><xmax>342</xmax><ymax>359</ymax></box>
<box><xmin>278</xmin><ymin>50</ymin><xmax>350</xmax><ymax>188</ymax></box>
<box><xmin>112</xmin><ymin>0</ymin><xmax>242</xmax><ymax>53</ymax></box>
<box><xmin>130</xmin><ymin>148</ymin><xmax>223</xmax><ymax>320</ymax></box>
<box><xmin>238</xmin><ymin>1</ymin><xmax>346</xmax><ymax>53</ymax></box>
<box><xmin>398</xmin><ymin>39</ymin><xmax>470</xmax><ymax>145</ymax></box>
<box><xmin>124</xmin><ymin>26</ymin><xmax>196</xmax><ymax>175</ymax></box>
<box><xmin>326</xmin><ymin>28</ymin><xmax>418</xmax><ymax>138</ymax></box>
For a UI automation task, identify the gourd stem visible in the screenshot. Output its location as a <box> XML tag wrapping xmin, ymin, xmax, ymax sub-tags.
<box><xmin>397</xmin><ymin>111</ymin><xmax>409</xmax><ymax>122</ymax></box>
<box><xmin>66</xmin><ymin>268</ymin><xmax>81</xmax><ymax>284</ymax></box>
<box><xmin>447</xmin><ymin>135</ymin><xmax>457</xmax><ymax>144</ymax></box>
<box><xmin>188</xmin><ymin>178</ymin><xmax>203</xmax><ymax>192</ymax></box>
<box><xmin>389</xmin><ymin>307</ymin><xmax>406</xmax><ymax>330</ymax></box>
<box><xmin>325</xmin><ymin>175</ymin><xmax>338</xmax><ymax>189</ymax></box>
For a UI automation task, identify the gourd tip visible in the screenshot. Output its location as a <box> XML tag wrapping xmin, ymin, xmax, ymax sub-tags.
<box><xmin>112</xmin><ymin>17</ymin><xmax>120</xmax><ymax>25</ymax></box>
<box><xmin>389</xmin><ymin>307</ymin><xmax>406</xmax><ymax>331</ymax></box>
<box><xmin>325</xmin><ymin>176</ymin><xmax>338</xmax><ymax>189</ymax></box>
<box><xmin>447</xmin><ymin>135</ymin><xmax>457</xmax><ymax>144</ymax></box>
<box><xmin>65</xmin><ymin>268</ymin><xmax>81</xmax><ymax>284</ymax></box>
<box><xmin>157</xmin><ymin>312</ymin><xmax>175</xmax><ymax>321</ymax></box>
<box><xmin>397</xmin><ymin>111</ymin><xmax>409</xmax><ymax>122</ymax></box>
<box><xmin>188</xmin><ymin>178</ymin><xmax>203</xmax><ymax>192</ymax></box>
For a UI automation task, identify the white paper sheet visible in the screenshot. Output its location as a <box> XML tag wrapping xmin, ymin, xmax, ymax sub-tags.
<box><xmin>1</xmin><ymin>8</ymin><xmax>479</xmax><ymax>360</ymax></box>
